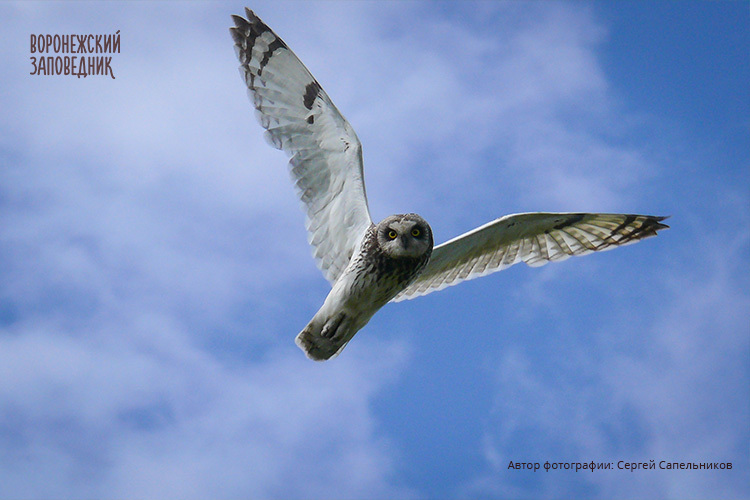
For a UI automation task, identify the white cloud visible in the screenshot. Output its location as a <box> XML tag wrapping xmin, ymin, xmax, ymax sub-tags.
<box><xmin>0</xmin><ymin>311</ymin><xmax>415</xmax><ymax>498</ymax></box>
<box><xmin>1</xmin><ymin>3</ymin><xmax>416</xmax><ymax>498</ymax></box>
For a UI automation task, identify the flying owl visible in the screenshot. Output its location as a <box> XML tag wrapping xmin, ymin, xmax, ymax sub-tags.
<box><xmin>229</xmin><ymin>9</ymin><xmax>669</xmax><ymax>361</ymax></box>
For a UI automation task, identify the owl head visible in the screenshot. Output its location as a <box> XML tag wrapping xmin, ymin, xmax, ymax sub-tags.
<box><xmin>376</xmin><ymin>213</ymin><xmax>433</xmax><ymax>259</ymax></box>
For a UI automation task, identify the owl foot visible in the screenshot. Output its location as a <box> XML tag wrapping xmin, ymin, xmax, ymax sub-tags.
<box><xmin>296</xmin><ymin>312</ymin><xmax>353</xmax><ymax>361</ymax></box>
<box><xmin>320</xmin><ymin>312</ymin><xmax>346</xmax><ymax>338</ymax></box>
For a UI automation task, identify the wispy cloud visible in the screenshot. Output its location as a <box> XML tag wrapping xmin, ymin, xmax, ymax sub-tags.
<box><xmin>2</xmin><ymin>3</ymin><xmax>417</xmax><ymax>498</ymax></box>
<box><xmin>0</xmin><ymin>318</ymin><xmax>414</xmax><ymax>498</ymax></box>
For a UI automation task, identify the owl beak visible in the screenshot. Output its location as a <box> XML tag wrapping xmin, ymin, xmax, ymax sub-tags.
<box><xmin>400</xmin><ymin>237</ymin><xmax>410</xmax><ymax>250</ymax></box>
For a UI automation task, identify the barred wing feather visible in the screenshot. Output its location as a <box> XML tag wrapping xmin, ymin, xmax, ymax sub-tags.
<box><xmin>394</xmin><ymin>213</ymin><xmax>669</xmax><ymax>301</ymax></box>
<box><xmin>230</xmin><ymin>9</ymin><xmax>372</xmax><ymax>284</ymax></box>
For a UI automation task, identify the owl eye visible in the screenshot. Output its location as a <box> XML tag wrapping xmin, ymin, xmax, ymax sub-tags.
<box><xmin>387</xmin><ymin>230</ymin><xmax>398</xmax><ymax>239</ymax></box>
<box><xmin>411</xmin><ymin>228</ymin><xmax>421</xmax><ymax>237</ymax></box>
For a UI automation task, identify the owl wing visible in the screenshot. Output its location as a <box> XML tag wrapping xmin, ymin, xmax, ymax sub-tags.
<box><xmin>231</xmin><ymin>9</ymin><xmax>372</xmax><ymax>284</ymax></box>
<box><xmin>393</xmin><ymin>212</ymin><xmax>669</xmax><ymax>302</ymax></box>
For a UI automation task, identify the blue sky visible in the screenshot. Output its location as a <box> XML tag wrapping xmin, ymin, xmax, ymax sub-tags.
<box><xmin>1</xmin><ymin>1</ymin><xmax>748</xmax><ymax>499</ymax></box>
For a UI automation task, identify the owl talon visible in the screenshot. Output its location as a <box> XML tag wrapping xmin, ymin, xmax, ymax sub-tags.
<box><xmin>321</xmin><ymin>312</ymin><xmax>346</xmax><ymax>338</ymax></box>
<box><xmin>296</xmin><ymin>312</ymin><xmax>353</xmax><ymax>361</ymax></box>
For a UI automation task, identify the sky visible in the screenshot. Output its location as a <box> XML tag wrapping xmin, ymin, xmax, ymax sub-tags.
<box><xmin>0</xmin><ymin>1</ymin><xmax>748</xmax><ymax>499</ymax></box>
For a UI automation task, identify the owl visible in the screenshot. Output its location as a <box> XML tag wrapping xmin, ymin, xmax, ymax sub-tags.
<box><xmin>229</xmin><ymin>9</ymin><xmax>669</xmax><ymax>361</ymax></box>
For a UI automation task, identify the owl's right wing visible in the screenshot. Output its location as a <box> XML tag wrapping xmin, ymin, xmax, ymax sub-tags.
<box><xmin>230</xmin><ymin>9</ymin><xmax>372</xmax><ymax>284</ymax></box>
<box><xmin>393</xmin><ymin>212</ymin><xmax>669</xmax><ymax>301</ymax></box>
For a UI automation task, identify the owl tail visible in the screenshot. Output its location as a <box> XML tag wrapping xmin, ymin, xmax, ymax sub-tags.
<box><xmin>295</xmin><ymin>312</ymin><xmax>353</xmax><ymax>361</ymax></box>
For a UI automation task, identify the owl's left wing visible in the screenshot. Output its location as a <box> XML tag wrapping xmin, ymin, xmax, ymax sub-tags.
<box><xmin>230</xmin><ymin>9</ymin><xmax>372</xmax><ymax>284</ymax></box>
<box><xmin>393</xmin><ymin>212</ymin><xmax>668</xmax><ymax>302</ymax></box>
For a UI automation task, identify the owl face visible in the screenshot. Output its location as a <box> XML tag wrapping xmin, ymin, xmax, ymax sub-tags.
<box><xmin>376</xmin><ymin>214</ymin><xmax>433</xmax><ymax>259</ymax></box>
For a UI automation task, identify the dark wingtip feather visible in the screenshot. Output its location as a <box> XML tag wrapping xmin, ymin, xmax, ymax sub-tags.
<box><xmin>627</xmin><ymin>215</ymin><xmax>671</xmax><ymax>241</ymax></box>
<box><xmin>646</xmin><ymin>215</ymin><xmax>670</xmax><ymax>232</ymax></box>
<box><xmin>228</xmin><ymin>26</ymin><xmax>244</xmax><ymax>45</ymax></box>
<box><xmin>230</xmin><ymin>14</ymin><xmax>250</xmax><ymax>30</ymax></box>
